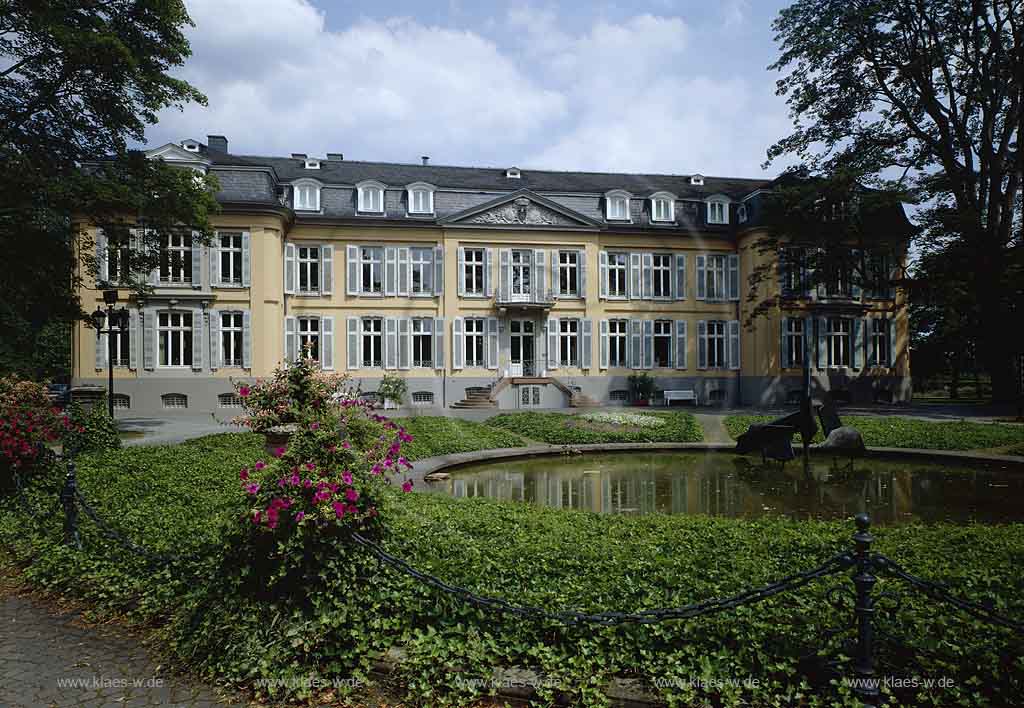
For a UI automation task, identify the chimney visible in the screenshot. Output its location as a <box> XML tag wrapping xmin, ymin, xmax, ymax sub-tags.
<box><xmin>291</xmin><ymin>152</ymin><xmax>307</xmax><ymax>160</ymax></box>
<box><xmin>326</xmin><ymin>153</ymin><xmax>344</xmax><ymax>161</ymax></box>
<box><xmin>207</xmin><ymin>135</ymin><xmax>228</xmax><ymax>153</ymax></box>
<box><xmin>421</xmin><ymin>155</ymin><xmax>430</xmax><ymax>165</ymax></box>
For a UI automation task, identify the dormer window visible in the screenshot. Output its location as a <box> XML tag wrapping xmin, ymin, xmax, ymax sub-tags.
<box><xmin>357</xmin><ymin>181</ymin><xmax>386</xmax><ymax>214</ymax></box>
<box><xmin>505</xmin><ymin>167</ymin><xmax>521</xmax><ymax>179</ymax></box>
<box><xmin>181</xmin><ymin>140</ymin><xmax>201</xmax><ymax>153</ymax></box>
<box><xmin>706</xmin><ymin>196</ymin><xmax>730</xmax><ymax>225</ymax></box>
<box><xmin>292</xmin><ymin>179</ymin><xmax>321</xmax><ymax>212</ymax></box>
<box><xmin>650</xmin><ymin>192</ymin><xmax>676</xmax><ymax>223</ymax></box>
<box><xmin>738</xmin><ymin>204</ymin><xmax>748</xmax><ymax>224</ymax></box>
<box><xmin>304</xmin><ymin>159</ymin><xmax>320</xmax><ymax>169</ymax></box>
<box><xmin>406</xmin><ymin>182</ymin><xmax>435</xmax><ymax>215</ymax></box>
<box><xmin>690</xmin><ymin>174</ymin><xmax>705</xmax><ymax>186</ymax></box>
<box><xmin>605</xmin><ymin>190</ymin><xmax>632</xmax><ymax>221</ymax></box>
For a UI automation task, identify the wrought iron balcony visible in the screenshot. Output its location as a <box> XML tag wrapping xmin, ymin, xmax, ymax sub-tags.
<box><xmin>494</xmin><ymin>288</ymin><xmax>556</xmax><ymax>310</ymax></box>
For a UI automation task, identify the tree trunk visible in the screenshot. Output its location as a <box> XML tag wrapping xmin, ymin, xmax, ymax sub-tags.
<box><xmin>948</xmin><ymin>361</ymin><xmax>960</xmax><ymax>400</ymax></box>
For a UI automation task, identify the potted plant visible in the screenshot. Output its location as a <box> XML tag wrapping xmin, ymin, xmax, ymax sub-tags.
<box><xmin>377</xmin><ymin>373</ymin><xmax>407</xmax><ymax>410</ymax></box>
<box><xmin>628</xmin><ymin>373</ymin><xmax>657</xmax><ymax>407</ymax></box>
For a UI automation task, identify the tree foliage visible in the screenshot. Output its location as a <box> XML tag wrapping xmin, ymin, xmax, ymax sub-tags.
<box><xmin>768</xmin><ymin>0</ymin><xmax>1023</xmax><ymax>399</ymax></box>
<box><xmin>0</xmin><ymin>0</ymin><xmax>217</xmax><ymax>378</ymax></box>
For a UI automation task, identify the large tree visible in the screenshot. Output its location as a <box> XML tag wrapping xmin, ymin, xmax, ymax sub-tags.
<box><xmin>767</xmin><ymin>0</ymin><xmax>1023</xmax><ymax>401</ymax></box>
<box><xmin>0</xmin><ymin>0</ymin><xmax>218</xmax><ymax>378</ymax></box>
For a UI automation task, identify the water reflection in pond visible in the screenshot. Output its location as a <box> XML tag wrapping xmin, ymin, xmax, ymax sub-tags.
<box><xmin>427</xmin><ymin>452</ymin><xmax>1024</xmax><ymax>525</ymax></box>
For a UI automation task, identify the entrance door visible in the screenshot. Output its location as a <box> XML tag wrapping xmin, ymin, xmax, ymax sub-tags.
<box><xmin>510</xmin><ymin>250</ymin><xmax>532</xmax><ymax>302</ymax></box>
<box><xmin>509</xmin><ymin>319</ymin><xmax>536</xmax><ymax>376</ymax></box>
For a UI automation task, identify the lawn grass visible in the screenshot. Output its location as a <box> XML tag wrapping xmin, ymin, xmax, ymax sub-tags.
<box><xmin>723</xmin><ymin>414</ymin><xmax>1024</xmax><ymax>451</ymax></box>
<box><xmin>485</xmin><ymin>410</ymin><xmax>704</xmax><ymax>445</ymax></box>
<box><xmin>2</xmin><ymin>430</ymin><xmax>1022</xmax><ymax>706</ymax></box>
<box><xmin>391</xmin><ymin>416</ymin><xmax>528</xmax><ymax>460</ymax></box>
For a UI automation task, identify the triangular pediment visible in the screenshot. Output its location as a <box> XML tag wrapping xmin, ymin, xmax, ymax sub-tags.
<box><xmin>145</xmin><ymin>142</ymin><xmax>212</xmax><ymax>166</ymax></box>
<box><xmin>442</xmin><ymin>189</ymin><xmax>600</xmax><ymax>229</ymax></box>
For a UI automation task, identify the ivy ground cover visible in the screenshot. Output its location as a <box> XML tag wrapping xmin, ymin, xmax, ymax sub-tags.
<box><xmin>724</xmin><ymin>414</ymin><xmax>1024</xmax><ymax>451</ymax></box>
<box><xmin>485</xmin><ymin>410</ymin><xmax>704</xmax><ymax>445</ymax></box>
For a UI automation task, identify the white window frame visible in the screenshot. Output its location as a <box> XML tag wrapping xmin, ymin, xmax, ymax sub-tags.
<box><xmin>357</xmin><ymin>181</ymin><xmax>386</xmax><ymax>214</ymax></box>
<box><xmin>704</xmin><ymin>254</ymin><xmax>728</xmax><ymax>300</ymax></box>
<box><xmin>784</xmin><ymin>318</ymin><xmax>805</xmax><ymax>368</ymax></box>
<box><xmin>219</xmin><ymin>232</ymin><xmax>243</xmax><ymax>285</ymax></box>
<box><xmin>293</xmin><ymin>179</ymin><xmax>321</xmax><ymax>212</ymax></box>
<box><xmin>510</xmin><ymin>249</ymin><xmax>532</xmax><ymax>300</ymax></box>
<box><xmin>826</xmin><ymin>317</ymin><xmax>852</xmax><ymax>368</ymax></box>
<box><xmin>605</xmin><ymin>190</ymin><xmax>632</xmax><ymax>221</ymax></box>
<box><xmin>559</xmin><ymin>318</ymin><xmax>580</xmax><ymax>367</ymax></box>
<box><xmin>297</xmin><ymin>245</ymin><xmax>320</xmax><ymax>294</ymax></box>
<box><xmin>705</xmin><ymin>320</ymin><xmax>728</xmax><ymax>369</ymax></box>
<box><xmin>106</xmin><ymin>236</ymin><xmax>132</xmax><ymax>285</ymax></box>
<box><xmin>650</xmin><ymin>192</ymin><xmax>675</xmax><ymax>223</ymax></box>
<box><xmin>160</xmin><ymin>232</ymin><xmax>192</xmax><ymax>284</ymax></box>
<box><xmin>406</xmin><ymin>183</ymin><xmax>435</xmax><ymax>215</ymax></box>
<box><xmin>707</xmin><ymin>198</ymin><xmax>730</xmax><ymax>225</ymax></box>
<box><xmin>653</xmin><ymin>320</ymin><xmax>673</xmax><ymax>368</ymax></box>
<box><xmin>558</xmin><ymin>250</ymin><xmax>579</xmax><ymax>297</ymax></box>
<box><xmin>607</xmin><ymin>252</ymin><xmax>628</xmax><ymax>298</ymax></box>
<box><xmin>410</xmin><ymin>247</ymin><xmax>434</xmax><ymax>294</ymax></box>
<box><xmin>109</xmin><ymin>330</ymin><xmax>130</xmax><ymax>368</ymax></box>
<box><xmin>463</xmin><ymin>248</ymin><xmax>485</xmax><ymax>296</ymax></box>
<box><xmin>221</xmin><ymin>312</ymin><xmax>244</xmax><ymax>367</ymax></box>
<box><xmin>609</xmin><ymin>319</ymin><xmax>628</xmax><ymax>367</ymax></box>
<box><xmin>298</xmin><ymin>316</ymin><xmax>320</xmax><ymax>362</ymax></box>
<box><xmin>652</xmin><ymin>253</ymin><xmax>672</xmax><ymax>298</ymax></box>
<box><xmin>158</xmin><ymin>311</ymin><xmax>192</xmax><ymax>368</ymax></box>
<box><xmin>464</xmin><ymin>318</ymin><xmax>486</xmax><ymax>367</ymax></box>
<box><xmin>361</xmin><ymin>317</ymin><xmax>382</xmax><ymax>367</ymax></box>
<box><xmin>871</xmin><ymin>318</ymin><xmax>891</xmax><ymax>367</ymax></box>
<box><xmin>360</xmin><ymin>246</ymin><xmax>383</xmax><ymax>294</ymax></box>
<box><xmin>412</xmin><ymin>318</ymin><xmax>434</xmax><ymax>368</ymax></box>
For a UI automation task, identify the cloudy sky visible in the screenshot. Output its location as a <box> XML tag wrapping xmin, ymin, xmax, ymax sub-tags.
<box><xmin>146</xmin><ymin>0</ymin><xmax>795</xmax><ymax>178</ymax></box>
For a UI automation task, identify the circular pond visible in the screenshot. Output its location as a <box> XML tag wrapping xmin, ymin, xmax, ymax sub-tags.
<box><xmin>426</xmin><ymin>452</ymin><xmax>1024</xmax><ymax>525</ymax></box>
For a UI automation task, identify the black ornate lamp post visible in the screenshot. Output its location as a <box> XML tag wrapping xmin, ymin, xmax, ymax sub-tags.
<box><xmin>91</xmin><ymin>289</ymin><xmax>129</xmax><ymax>419</ymax></box>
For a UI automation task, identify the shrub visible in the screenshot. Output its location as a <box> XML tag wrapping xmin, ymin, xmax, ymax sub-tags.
<box><xmin>628</xmin><ymin>372</ymin><xmax>656</xmax><ymax>401</ymax></box>
<box><xmin>231</xmin><ymin>357</ymin><xmax>354</xmax><ymax>432</ymax></box>
<box><xmin>62</xmin><ymin>396</ymin><xmax>121</xmax><ymax>454</ymax></box>
<box><xmin>377</xmin><ymin>373</ymin><xmax>408</xmax><ymax>407</ymax></box>
<box><xmin>486</xmin><ymin>411</ymin><xmax>703</xmax><ymax>444</ymax></box>
<box><xmin>0</xmin><ymin>376</ymin><xmax>72</xmax><ymax>488</ymax></box>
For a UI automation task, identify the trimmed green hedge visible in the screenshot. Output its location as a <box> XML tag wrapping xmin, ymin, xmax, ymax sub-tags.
<box><xmin>392</xmin><ymin>416</ymin><xmax>527</xmax><ymax>460</ymax></box>
<box><xmin>724</xmin><ymin>415</ymin><xmax>1024</xmax><ymax>451</ymax></box>
<box><xmin>3</xmin><ymin>432</ymin><xmax>1023</xmax><ymax>706</ymax></box>
<box><xmin>485</xmin><ymin>410</ymin><xmax>704</xmax><ymax>445</ymax></box>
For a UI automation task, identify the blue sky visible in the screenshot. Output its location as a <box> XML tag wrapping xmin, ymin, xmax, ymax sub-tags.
<box><xmin>148</xmin><ymin>0</ymin><xmax>795</xmax><ymax>178</ymax></box>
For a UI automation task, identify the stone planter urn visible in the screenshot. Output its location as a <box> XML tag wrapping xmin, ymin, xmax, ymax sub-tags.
<box><xmin>262</xmin><ymin>424</ymin><xmax>298</xmax><ymax>456</ymax></box>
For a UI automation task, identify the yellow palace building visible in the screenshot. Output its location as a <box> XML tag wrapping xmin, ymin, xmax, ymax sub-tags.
<box><xmin>71</xmin><ymin>136</ymin><xmax>910</xmax><ymax>414</ymax></box>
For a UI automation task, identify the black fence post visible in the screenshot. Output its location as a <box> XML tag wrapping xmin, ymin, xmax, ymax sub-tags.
<box><xmin>851</xmin><ymin>513</ymin><xmax>878</xmax><ymax>706</ymax></box>
<box><xmin>60</xmin><ymin>457</ymin><xmax>81</xmax><ymax>550</ymax></box>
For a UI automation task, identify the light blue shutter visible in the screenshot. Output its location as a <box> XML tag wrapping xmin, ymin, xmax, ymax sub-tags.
<box><xmin>345</xmin><ymin>245</ymin><xmax>358</xmax><ymax>296</ymax></box>
<box><xmin>851</xmin><ymin>249</ymin><xmax>863</xmax><ymax>299</ymax></box>
<box><xmin>487</xmin><ymin>317</ymin><xmax>499</xmax><ymax>370</ymax></box>
<box><xmin>384</xmin><ymin>247</ymin><xmax>397</xmax><ymax>296</ymax></box>
<box><xmin>284</xmin><ymin>316</ymin><xmax>297</xmax><ymax>363</ymax></box>
<box><xmin>550</xmin><ymin>249</ymin><xmax>560</xmax><ymax>297</ymax></box>
<box><xmin>208</xmin><ymin>309</ymin><xmax>221</xmax><ymax>370</ymax></box>
<box><xmin>675</xmin><ymin>254</ymin><xmax>686</xmax><ymax>300</ymax></box>
<box><xmin>728</xmin><ymin>320</ymin><xmax>740</xmax><ymax>370</ymax></box>
<box><xmin>484</xmin><ymin>248</ymin><xmax>493</xmax><ymax>297</ymax></box>
<box><xmin>599</xmin><ymin>251</ymin><xmax>608</xmax><ymax>298</ymax></box>
<box><xmin>697</xmin><ymin>320</ymin><xmax>707</xmax><ymax>369</ymax></box>
<box><xmin>533</xmin><ymin>249</ymin><xmax>546</xmax><ymax>300</ymax></box>
<box><xmin>398</xmin><ymin>318</ymin><xmax>411</xmax><ymax>370</ymax></box>
<box><xmin>817</xmin><ymin>316</ymin><xmax>828</xmax><ymax>369</ymax></box>
<box><xmin>191</xmin><ymin>310</ymin><xmax>203</xmax><ymax>370</ymax></box>
<box><xmin>457</xmin><ymin>247</ymin><xmax>466</xmax><ymax>296</ymax></box>
<box><xmin>889</xmin><ymin>319</ymin><xmax>897</xmax><ymax>368</ymax></box>
<box><xmin>241</xmin><ymin>232</ymin><xmax>251</xmax><ymax>287</ymax></box>
<box><xmin>452</xmin><ymin>317</ymin><xmax>464</xmax><ymax>370</ymax></box>
<box><xmin>642</xmin><ymin>252</ymin><xmax>653</xmax><ymax>299</ymax></box>
<box><xmin>675</xmin><ymin>320</ymin><xmax>687</xmax><ymax>369</ymax></box>
<box><xmin>285</xmin><ymin>243</ymin><xmax>297</xmax><ymax>294</ymax></box>
<box><xmin>143</xmin><ymin>309</ymin><xmax>156</xmax><ymax>370</ymax></box>
<box><xmin>581</xmin><ymin>319</ymin><xmax>592</xmax><ymax>369</ymax></box>
<box><xmin>321</xmin><ymin>316</ymin><xmax>335</xmax><ymax>370</ymax></box>
<box><xmin>629</xmin><ymin>252</ymin><xmax>641</xmax><ymax>299</ymax></box>
<box><xmin>578</xmin><ymin>249</ymin><xmax>587</xmax><ymax>299</ymax></box>
<box><xmin>728</xmin><ymin>254</ymin><xmax>740</xmax><ymax>300</ymax></box>
<box><xmin>95</xmin><ymin>229</ymin><xmax>107</xmax><ymax>285</ymax></box>
<box><xmin>433</xmin><ymin>246</ymin><xmax>443</xmax><ymax>296</ymax></box>
<box><xmin>128</xmin><ymin>309</ymin><xmax>139</xmax><ymax>370</ymax></box>
<box><xmin>696</xmin><ymin>255</ymin><xmax>707</xmax><ymax>300</ymax></box>
<box><xmin>346</xmin><ymin>316</ymin><xmax>359</xmax><ymax>370</ymax></box>
<box><xmin>433</xmin><ymin>317</ymin><xmax>444</xmax><ymax>370</ymax></box>
<box><xmin>242</xmin><ymin>311</ymin><xmax>252</xmax><ymax>369</ymax></box>
<box><xmin>547</xmin><ymin>317</ymin><xmax>559</xmax><ymax>369</ymax></box>
<box><xmin>630</xmin><ymin>319</ymin><xmax>642</xmax><ymax>369</ymax></box>
<box><xmin>853</xmin><ymin>318</ymin><xmax>864</xmax><ymax>369</ymax></box>
<box><xmin>95</xmin><ymin>331</ymin><xmax>107</xmax><ymax>370</ymax></box>
<box><xmin>781</xmin><ymin>316</ymin><xmax>790</xmax><ymax>368</ymax></box>
<box><xmin>642</xmin><ymin>319</ymin><xmax>654</xmax><ymax>369</ymax></box>
<box><xmin>599</xmin><ymin>319</ymin><xmax>609</xmax><ymax>369</ymax></box>
<box><xmin>209</xmin><ymin>234</ymin><xmax>220</xmax><ymax>287</ymax></box>
<box><xmin>321</xmin><ymin>245</ymin><xmax>334</xmax><ymax>295</ymax></box>
<box><xmin>191</xmin><ymin>234</ymin><xmax>202</xmax><ymax>287</ymax></box>
<box><xmin>499</xmin><ymin>249</ymin><xmax>510</xmax><ymax>301</ymax></box>
<box><xmin>385</xmin><ymin>317</ymin><xmax>398</xmax><ymax>369</ymax></box>
<box><xmin>397</xmin><ymin>247</ymin><xmax>409</xmax><ymax>296</ymax></box>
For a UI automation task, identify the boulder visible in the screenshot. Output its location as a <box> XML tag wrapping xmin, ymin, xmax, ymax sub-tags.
<box><xmin>813</xmin><ymin>426</ymin><xmax>866</xmax><ymax>454</ymax></box>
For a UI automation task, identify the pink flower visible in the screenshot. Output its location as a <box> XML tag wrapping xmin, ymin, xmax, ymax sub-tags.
<box><xmin>399</xmin><ymin>457</ymin><xmax>412</xmax><ymax>469</ymax></box>
<box><xmin>254</xmin><ymin>460</ymin><xmax>266</xmax><ymax>470</ymax></box>
<box><xmin>239</xmin><ymin>386</ymin><xmax>251</xmax><ymax>398</ymax></box>
<box><xmin>239</xmin><ymin>468</ymin><xmax>249</xmax><ymax>480</ymax></box>
<box><xmin>345</xmin><ymin>487</ymin><xmax>359</xmax><ymax>502</ymax></box>
<box><xmin>371</xmin><ymin>464</ymin><xmax>383</xmax><ymax>476</ymax></box>
<box><xmin>345</xmin><ymin>504</ymin><xmax>358</xmax><ymax>515</ymax></box>
<box><xmin>327</xmin><ymin>445</ymin><xmax>337</xmax><ymax>453</ymax></box>
<box><xmin>289</xmin><ymin>472</ymin><xmax>300</xmax><ymax>485</ymax></box>
<box><xmin>342</xmin><ymin>441</ymin><xmax>351</xmax><ymax>450</ymax></box>
<box><xmin>252</xmin><ymin>510</ymin><xmax>262</xmax><ymax>523</ymax></box>
<box><xmin>332</xmin><ymin>501</ymin><xmax>346</xmax><ymax>518</ymax></box>
<box><xmin>309</xmin><ymin>422</ymin><xmax>320</xmax><ymax>431</ymax></box>
<box><xmin>302</xmin><ymin>478</ymin><xmax>312</xmax><ymax>488</ymax></box>
<box><xmin>272</xmin><ymin>446</ymin><xmax>286</xmax><ymax>457</ymax></box>
<box><xmin>244</xmin><ymin>482</ymin><xmax>261</xmax><ymax>495</ymax></box>
<box><xmin>402</xmin><ymin>480</ymin><xmax>413</xmax><ymax>493</ymax></box>
<box><xmin>341</xmin><ymin>470</ymin><xmax>353</xmax><ymax>485</ymax></box>
<box><xmin>305</xmin><ymin>462</ymin><xmax>316</xmax><ymax>471</ymax></box>
<box><xmin>295</xmin><ymin>511</ymin><xmax>306</xmax><ymax>522</ymax></box>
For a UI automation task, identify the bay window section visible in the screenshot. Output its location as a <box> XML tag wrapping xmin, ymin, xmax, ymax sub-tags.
<box><xmin>219</xmin><ymin>233</ymin><xmax>243</xmax><ymax>285</ymax></box>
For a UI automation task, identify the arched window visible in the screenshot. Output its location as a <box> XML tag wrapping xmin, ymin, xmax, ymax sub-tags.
<box><xmin>706</xmin><ymin>195</ymin><xmax>730</xmax><ymax>225</ymax></box>
<box><xmin>161</xmin><ymin>393</ymin><xmax>188</xmax><ymax>409</ymax></box>
<box><xmin>357</xmin><ymin>180</ymin><xmax>386</xmax><ymax>213</ymax></box>
<box><xmin>218</xmin><ymin>392</ymin><xmax>243</xmax><ymax>407</ymax></box>
<box><xmin>405</xmin><ymin>182</ymin><xmax>435</xmax><ymax>215</ymax></box>
<box><xmin>112</xmin><ymin>393</ymin><xmax>131</xmax><ymax>409</ymax></box>
<box><xmin>292</xmin><ymin>179</ymin><xmax>321</xmax><ymax>211</ymax></box>
<box><xmin>649</xmin><ymin>192</ymin><xmax>676</xmax><ymax>223</ymax></box>
<box><xmin>411</xmin><ymin>391</ymin><xmax>434</xmax><ymax>406</ymax></box>
<box><xmin>604</xmin><ymin>190</ymin><xmax>632</xmax><ymax>221</ymax></box>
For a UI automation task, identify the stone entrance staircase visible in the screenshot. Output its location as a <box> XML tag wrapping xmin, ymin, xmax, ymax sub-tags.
<box><xmin>451</xmin><ymin>377</ymin><xmax>599</xmax><ymax>409</ymax></box>
<box><xmin>450</xmin><ymin>386</ymin><xmax>497</xmax><ymax>409</ymax></box>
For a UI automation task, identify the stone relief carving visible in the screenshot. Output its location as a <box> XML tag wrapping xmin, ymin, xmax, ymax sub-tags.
<box><xmin>466</xmin><ymin>197</ymin><xmax>578</xmax><ymax>226</ymax></box>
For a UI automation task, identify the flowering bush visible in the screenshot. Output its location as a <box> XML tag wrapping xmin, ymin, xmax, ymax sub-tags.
<box><xmin>0</xmin><ymin>376</ymin><xmax>73</xmax><ymax>487</ymax></box>
<box><xmin>578</xmin><ymin>411</ymin><xmax>666</xmax><ymax>428</ymax></box>
<box><xmin>231</xmin><ymin>357</ymin><xmax>353</xmax><ymax>432</ymax></box>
